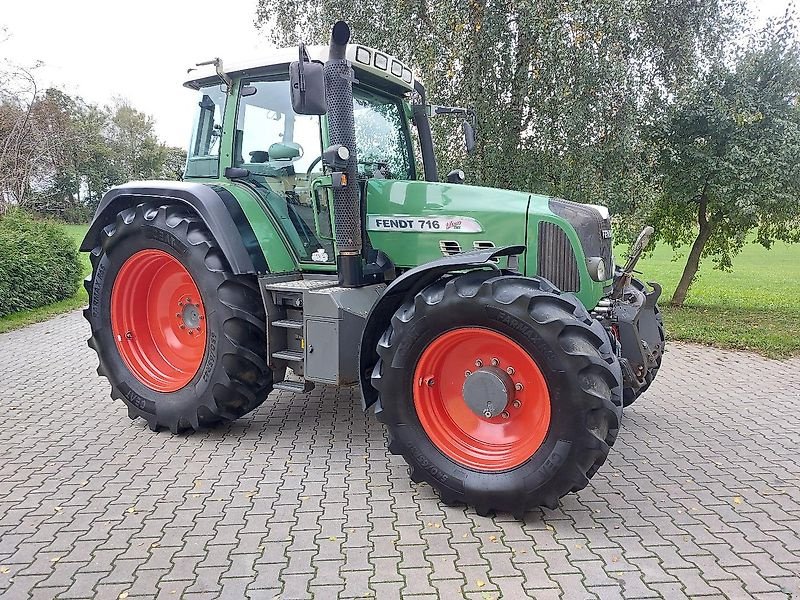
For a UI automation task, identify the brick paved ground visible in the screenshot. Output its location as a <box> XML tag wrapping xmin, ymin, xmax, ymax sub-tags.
<box><xmin>0</xmin><ymin>310</ymin><xmax>799</xmax><ymax>599</ymax></box>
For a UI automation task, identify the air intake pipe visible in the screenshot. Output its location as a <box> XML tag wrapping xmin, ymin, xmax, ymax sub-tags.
<box><xmin>325</xmin><ymin>21</ymin><xmax>363</xmax><ymax>287</ymax></box>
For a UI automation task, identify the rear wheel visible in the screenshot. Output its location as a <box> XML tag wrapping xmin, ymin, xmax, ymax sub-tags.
<box><xmin>84</xmin><ymin>203</ymin><xmax>272</xmax><ymax>432</ymax></box>
<box><xmin>372</xmin><ymin>271</ymin><xmax>622</xmax><ymax>517</ymax></box>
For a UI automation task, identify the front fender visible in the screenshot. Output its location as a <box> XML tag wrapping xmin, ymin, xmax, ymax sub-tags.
<box><xmin>81</xmin><ymin>181</ymin><xmax>269</xmax><ymax>274</ymax></box>
<box><xmin>358</xmin><ymin>245</ymin><xmax>525</xmax><ymax>410</ymax></box>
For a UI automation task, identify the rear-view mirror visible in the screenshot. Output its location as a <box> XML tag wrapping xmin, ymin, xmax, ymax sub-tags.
<box><xmin>289</xmin><ymin>43</ymin><xmax>327</xmax><ymax>115</ymax></box>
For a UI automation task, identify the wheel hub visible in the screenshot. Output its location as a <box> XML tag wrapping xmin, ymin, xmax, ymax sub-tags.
<box><xmin>180</xmin><ymin>301</ymin><xmax>202</xmax><ymax>330</ymax></box>
<box><xmin>462</xmin><ymin>367</ymin><xmax>514</xmax><ymax>418</ymax></box>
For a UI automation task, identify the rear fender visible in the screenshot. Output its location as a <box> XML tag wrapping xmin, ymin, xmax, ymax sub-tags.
<box><xmin>80</xmin><ymin>181</ymin><xmax>269</xmax><ymax>274</ymax></box>
<box><xmin>358</xmin><ymin>245</ymin><xmax>525</xmax><ymax>410</ymax></box>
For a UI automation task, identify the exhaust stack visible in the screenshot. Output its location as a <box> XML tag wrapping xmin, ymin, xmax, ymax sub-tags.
<box><xmin>324</xmin><ymin>21</ymin><xmax>363</xmax><ymax>287</ymax></box>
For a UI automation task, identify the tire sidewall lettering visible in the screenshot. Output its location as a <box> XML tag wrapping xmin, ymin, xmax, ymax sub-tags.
<box><xmin>143</xmin><ymin>225</ymin><xmax>188</xmax><ymax>256</ymax></box>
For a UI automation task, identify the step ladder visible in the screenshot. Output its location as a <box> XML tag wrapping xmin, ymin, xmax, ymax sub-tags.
<box><xmin>260</xmin><ymin>277</ymin><xmax>337</xmax><ymax>393</ymax></box>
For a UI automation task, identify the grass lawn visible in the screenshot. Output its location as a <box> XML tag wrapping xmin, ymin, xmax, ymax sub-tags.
<box><xmin>0</xmin><ymin>223</ymin><xmax>90</xmax><ymax>334</ymax></box>
<box><xmin>628</xmin><ymin>238</ymin><xmax>800</xmax><ymax>358</ymax></box>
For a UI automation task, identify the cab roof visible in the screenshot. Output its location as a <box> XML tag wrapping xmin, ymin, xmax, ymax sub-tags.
<box><xmin>184</xmin><ymin>44</ymin><xmax>417</xmax><ymax>94</ymax></box>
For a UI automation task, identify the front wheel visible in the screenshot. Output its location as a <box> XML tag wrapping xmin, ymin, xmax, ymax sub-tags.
<box><xmin>84</xmin><ymin>203</ymin><xmax>273</xmax><ymax>432</ymax></box>
<box><xmin>371</xmin><ymin>271</ymin><xmax>623</xmax><ymax>517</ymax></box>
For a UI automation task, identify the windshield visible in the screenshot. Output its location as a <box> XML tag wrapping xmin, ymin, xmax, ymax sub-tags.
<box><xmin>353</xmin><ymin>88</ymin><xmax>414</xmax><ymax>180</ymax></box>
<box><xmin>234</xmin><ymin>78</ymin><xmax>333</xmax><ymax>264</ymax></box>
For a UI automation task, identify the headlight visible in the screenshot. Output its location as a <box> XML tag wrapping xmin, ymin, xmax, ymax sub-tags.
<box><xmin>587</xmin><ymin>257</ymin><xmax>607</xmax><ymax>281</ymax></box>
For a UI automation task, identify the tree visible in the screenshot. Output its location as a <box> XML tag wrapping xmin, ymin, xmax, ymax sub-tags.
<box><xmin>108</xmin><ymin>100</ymin><xmax>168</xmax><ymax>182</ymax></box>
<box><xmin>648</xmin><ymin>16</ymin><xmax>800</xmax><ymax>306</ymax></box>
<box><xmin>255</xmin><ymin>0</ymin><xmax>743</xmax><ymax>217</ymax></box>
<box><xmin>160</xmin><ymin>146</ymin><xmax>187</xmax><ymax>180</ymax></box>
<box><xmin>0</xmin><ymin>67</ymin><xmax>181</xmax><ymax>220</ymax></box>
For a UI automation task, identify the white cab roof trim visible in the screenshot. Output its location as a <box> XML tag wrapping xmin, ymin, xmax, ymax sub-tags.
<box><xmin>184</xmin><ymin>44</ymin><xmax>416</xmax><ymax>92</ymax></box>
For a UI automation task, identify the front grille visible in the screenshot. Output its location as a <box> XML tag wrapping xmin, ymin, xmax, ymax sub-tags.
<box><xmin>538</xmin><ymin>221</ymin><xmax>580</xmax><ymax>292</ymax></box>
<box><xmin>548</xmin><ymin>198</ymin><xmax>613</xmax><ymax>273</ymax></box>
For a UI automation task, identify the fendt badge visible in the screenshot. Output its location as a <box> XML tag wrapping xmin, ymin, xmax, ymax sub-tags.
<box><xmin>367</xmin><ymin>215</ymin><xmax>484</xmax><ymax>233</ymax></box>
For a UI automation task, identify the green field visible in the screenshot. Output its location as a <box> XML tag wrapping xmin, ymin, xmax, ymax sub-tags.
<box><xmin>0</xmin><ymin>224</ymin><xmax>90</xmax><ymax>334</ymax></box>
<box><xmin>629</xmin><ymin>238</ymin><xmax>800</xmax><ymax>358</ymax></box>
<box><xmin>1</xmin><ymin>222</ymin><xmax>798</xmax><ymax>358</ymax></box>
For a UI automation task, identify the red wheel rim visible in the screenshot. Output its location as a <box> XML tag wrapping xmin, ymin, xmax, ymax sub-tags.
<box><xmin>413</xmin><ymin>327</ymin><xmax>551</xmax><ymax>471</ymax></box>
<box><xmin>111</xmin><ymin>249</ymin><xmax>206</xmax><ymax>392</ymax></box>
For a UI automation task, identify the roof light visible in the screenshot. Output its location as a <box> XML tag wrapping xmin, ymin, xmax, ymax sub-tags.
<box><xmin>402</xmin><ymin>67</ymin><xmax>413</xmax><ymax>83</ymax></box>
<box><xmin>355</xmin><ymin>46</ymin><xmax>371</xmax><ymax>65</ymax></box>
<box><xmin>390</xmin><ymin>60</ymin><xmax>403</xmax><ymax>77</ymax></box>
<box><xmin>374</xmin><ymin>53</ymin><xmax>388</xmax><ymax>70</ymax></box>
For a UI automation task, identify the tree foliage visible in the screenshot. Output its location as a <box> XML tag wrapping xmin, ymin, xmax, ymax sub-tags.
<box><xmin>647</xmin><ymin>16</ymin><xmax>800</xmax><ymax>306</ymax></box>
<box><xmin>0</xmin><ymin>60</ymin><xmax>186</xmax><ymax>221</ymax></box>
<box><xmin>257</xmin><ymin>0</ymin><xmax>740</xmax><ymax>208</ymax></box>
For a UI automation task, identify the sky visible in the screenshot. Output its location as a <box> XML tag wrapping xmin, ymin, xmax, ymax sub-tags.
<box><xmin>0</xmin><ymin>0</ymin><xmax>794</xmax><ymax>148</ymax></box>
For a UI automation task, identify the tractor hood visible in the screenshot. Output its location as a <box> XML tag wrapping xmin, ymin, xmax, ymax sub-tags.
<box><xmin>365</xmin><ymin>178</ymin><xmax>536</xmax><ymax>268</ymax></box>
<box><xmin>365</xmin><ymin>178</ymin><xmax>611</xmax><ymax>309</ymax></box>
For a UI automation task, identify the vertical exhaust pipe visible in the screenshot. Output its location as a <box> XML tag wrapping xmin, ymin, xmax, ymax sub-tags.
<box><xmin>325</xmin><ymin>21</ymin><xmax>363</xmax><ymax>287</ymax></box>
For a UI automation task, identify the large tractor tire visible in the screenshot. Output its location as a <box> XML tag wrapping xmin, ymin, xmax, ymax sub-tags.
<box><xmin>622</xmin><ymin>276</ymin><xmax>665</xmax><ymax>407</ymax></box>
<box><xmin>372</xmin><ymin>271</ymin><xmax>623</xmax><ymax>517</ymax></box>
<box><xmin>84</xmin><ymin>203</ymin><xmax>272</xmax><ymax>433</ymax></box>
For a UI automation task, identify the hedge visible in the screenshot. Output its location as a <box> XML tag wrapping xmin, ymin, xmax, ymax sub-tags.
<box><xmin>0</xmin><ymin>211</ymin><xmax>82</xmax><ymax>318</ymax></box>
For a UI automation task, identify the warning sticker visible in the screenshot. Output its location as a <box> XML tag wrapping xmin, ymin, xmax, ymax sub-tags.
<box><xmin>367</xmin><ymin>215</ymin><xmax>483</xmax><ymax>233</ymax></box>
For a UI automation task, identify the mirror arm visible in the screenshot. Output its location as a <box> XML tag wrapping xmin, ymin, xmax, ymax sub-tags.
<box><xmin>195</xmin><ymin>58</ymin><xmax>233</xmax><ymax>92</ymax></box>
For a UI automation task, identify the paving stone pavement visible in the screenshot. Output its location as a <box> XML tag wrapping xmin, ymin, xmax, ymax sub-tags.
<box><xmin>0</xmin><ymin>310</ymin><xmax>799</xmax><ymax>599</ymax></box>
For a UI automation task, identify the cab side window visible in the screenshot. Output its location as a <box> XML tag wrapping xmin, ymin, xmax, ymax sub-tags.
<box><xmin>185</xmin><ymin>85</ymin><xmax>226</xmax><ymax>178</ymax></box>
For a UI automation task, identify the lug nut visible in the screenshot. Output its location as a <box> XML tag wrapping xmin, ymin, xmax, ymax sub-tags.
<box><xmin>465</xmin><ymin>370</ymin><xmax>472</xmax><ymax>377</ymax></box>
<box><xmin>475</xmin><ymin>359</ymin><xmax>483</xmax><ymax>367</ymax></box>
<box><xmin>515</xmin><ymin>382</ymin><xmax>523</xmax><ymax>391</ymax></box>
<box><xmin>188</xmin><ymin>330</ymin><xmax>194</xmax><ymax>335</ymax></box>
<box><xmin>501</xmin><ymin>411</ymin><xmax>510</xmax><ymax>419</ymax></box>
<box><xmin>125</xmin><ymin>331</ymin><xmax>133</xmax><ymax>340</ymax></box>
<box><xmin>179</xmin><ymin>324</ymin><xmax>185</xmax><ymax>329</ymax></box>
<box><xmin>491</xmin><ymin>358</ymin><xmax>500</xmax><ymax>366</ymax></box>
<box><xmin>426</xmin><ymin>377</ymin><xmax>435</xmax><ymax>387</ymax></box>
<box><xmin>483</xmin><ymin>409</ymin><xmax>492</xmax><ymax>418</ymax></box>
<box><xmin>512</xmin><ymin>400</ymin><xmax>521</xmax><ymax>408</ymax></box>
<box><xmin>506</xmin><ymin>366</ymin><xmax>515</xmax><ymax>375</ymax></box>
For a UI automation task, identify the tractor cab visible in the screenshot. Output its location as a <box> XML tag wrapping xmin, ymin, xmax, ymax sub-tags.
<box><xmin>183</xmin><ymin>45</ymin><xmax>419</xmax><ymax>267</ymax></box>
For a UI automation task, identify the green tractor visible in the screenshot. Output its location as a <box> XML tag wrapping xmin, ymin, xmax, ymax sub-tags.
<box><xmin>82</xmin><ymin>22</ymin><xmax>664</xmax><ymax>517</ymax></box>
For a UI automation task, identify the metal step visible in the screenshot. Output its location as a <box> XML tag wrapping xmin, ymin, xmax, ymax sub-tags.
<box><xmin>263</xmin><ymin>278</ymin><xmax>337</xmax><ymax>292</ymax></box>
<box><xmin>272</xmin><ymin>350</ymin><xmax>304</xmax><ymax>362</ymax></box>
<box><xmin>272</xmin><ymin>319</ymin><xmax>303</xmax><ymax>330</ymax></box>
<box><xmin>274</xmin><ymin>380</ymin><xmax>315</xmax><ymax>393</ymax></box>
